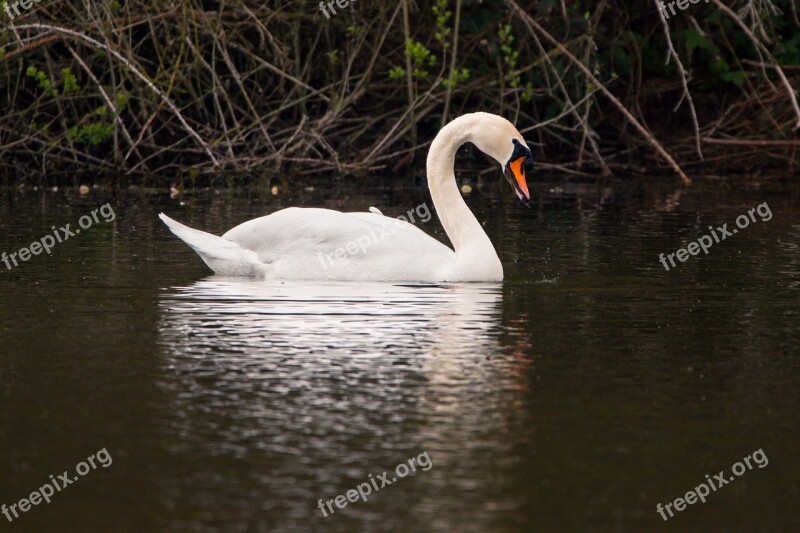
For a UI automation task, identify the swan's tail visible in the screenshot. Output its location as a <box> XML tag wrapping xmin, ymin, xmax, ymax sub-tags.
<box><xmin>158</xmin><ymin>213</ymin><xmax>263</xmax><ymax>276</ymax></box>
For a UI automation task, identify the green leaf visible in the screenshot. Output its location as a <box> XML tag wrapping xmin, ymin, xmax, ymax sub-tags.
<box><xmin>388</xmin><ymin>66</ymin><xmax>405</xmax><ymax>80</ymax></box>
<box><xmin>721</xmin><ymin>70</ymin><xmax>746</xmax><ymax>87</ymax></box>
<box><xmin>684</xmin><ymin>29</ymin><xmax>711</xmax><ymax>54</ymax></box>
<box><xmin>61</xmin><ymin>67</ymin><xmax>79</xmax><ymax>94</ymax></box>
<box><xmin>709</xmin><ymin>57</ymin><xmax>729</xmax><ymax>77</ymax></box>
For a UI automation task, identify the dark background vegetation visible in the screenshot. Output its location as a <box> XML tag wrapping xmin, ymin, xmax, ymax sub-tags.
<box><xmin>1</xmin><ymin>0</ymin><xmax>799</xmax><ymax>185</ymax></box>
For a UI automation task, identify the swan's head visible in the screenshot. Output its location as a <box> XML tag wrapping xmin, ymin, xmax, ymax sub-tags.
<box><xmin>469</xmin><ymin>113</ymin><xmax>533</xmax><ymax>205</ymax></box>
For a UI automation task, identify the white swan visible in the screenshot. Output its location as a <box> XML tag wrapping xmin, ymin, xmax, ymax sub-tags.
<box><xmin>159</xmin><ymin>112</ymin><xmax>533</xmax><ymax>281</ymax></box>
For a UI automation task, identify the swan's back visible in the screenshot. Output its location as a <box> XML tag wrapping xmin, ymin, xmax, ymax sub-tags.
<box><xmin>180</xmin><ymin>207</ymin><xmax>455</xmax><ymax>281</ymax></box>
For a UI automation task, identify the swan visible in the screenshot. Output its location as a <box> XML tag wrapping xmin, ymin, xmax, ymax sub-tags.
<box><xmin>159</xmin><ymin>112</ymin><xmax>533</xmax><ymax>281</ymax></box>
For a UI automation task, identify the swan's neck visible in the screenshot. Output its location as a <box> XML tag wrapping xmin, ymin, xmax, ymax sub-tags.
<box><xmin>427</xmin><ymin>116</ymin><xmax>501</xmax><ymax>275</ymax></box>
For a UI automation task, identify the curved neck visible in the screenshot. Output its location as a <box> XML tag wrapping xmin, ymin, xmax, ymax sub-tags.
<box><xmin>427</xmin><ymin>115</ymin><xmax>498</xmax><ymax>260</ymax></box>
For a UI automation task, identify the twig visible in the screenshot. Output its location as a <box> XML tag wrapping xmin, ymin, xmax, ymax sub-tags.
<box><xmin>66</xmin><ymin>46</ymin><xmax>142</xmax><ymax>163</ymax></box>
<box><xmin>702</xmin><ymin>137</ymin><xmax>800</xmax><ymax>146</ymax></box>
<box><xmin>708</xmin><ymin>0</ymin><xmax>800</xmax><ymax>129</ymax></box>
<box><xmin>506</xmin><ymin>0</ymin><xmax>692</xmax><ymax>185</ymax></box>
<box><xmin>441</xmin><ymin>0</ymin><xmax>462</xmax><ymax>127</ymax></box>
<box><xmin>400</xmin><ymin>0</ymin><xmax>418</xmax><ymax>148</ymax></box>
<box><xmin>11</xmin><ymin>23</ymin><xmax>219</xmax><ymax>166</ymax></box>
<box><xmin>654</xmin><ymin>0</ymin><xmax>703</xmax><ymax>160</ymax></box>
<box><xmin>522</xmin><ymin>9</ymin><xmax>611</xmax><ymax>175</ymax></box>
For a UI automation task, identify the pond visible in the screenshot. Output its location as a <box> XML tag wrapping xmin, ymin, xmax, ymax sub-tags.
<box><xmin>0</xmin><ymin>180</ymin><xmax>798</xmax><ymax>530</ymax></box>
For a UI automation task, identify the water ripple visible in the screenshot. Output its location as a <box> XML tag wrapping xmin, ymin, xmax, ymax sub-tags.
<box><xmin>156</xmin><ymin>278</ymin><xmax>525</xmax><ymax>531</ymax></box>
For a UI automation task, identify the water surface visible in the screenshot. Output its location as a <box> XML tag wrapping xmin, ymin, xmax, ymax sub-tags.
<box><xmin>1</xmin><ymin>182</ymin><xmax>798</xmax><ymax>531</ymax></box>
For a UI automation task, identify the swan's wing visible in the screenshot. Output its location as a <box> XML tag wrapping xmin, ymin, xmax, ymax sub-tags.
<box><xmin>220</xmin><ymin>207</ymin><xmax>453</xmax><ymax>280</ymax></box>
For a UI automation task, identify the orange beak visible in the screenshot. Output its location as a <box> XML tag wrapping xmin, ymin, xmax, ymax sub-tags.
<box><xmin>504</xmin><ymin>156</ymin><xmax>530</xmax><ymax>204</ymax></box>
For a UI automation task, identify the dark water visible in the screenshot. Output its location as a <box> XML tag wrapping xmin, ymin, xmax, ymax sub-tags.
<box><xmin>1</xmin><ymin>181</ymin><xmax>798</xmax><ymax>532</ymax></box>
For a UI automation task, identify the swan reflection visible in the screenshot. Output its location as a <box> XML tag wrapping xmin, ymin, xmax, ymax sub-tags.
<box><xmin>159</xmin><ymin>278</ymin><xmax>503</xmax><ymax>362</ymax></box>
<box><xmin>157</xmin><ymin>278</ymin><xmax>526</xmax><ymax>529</ymax></box>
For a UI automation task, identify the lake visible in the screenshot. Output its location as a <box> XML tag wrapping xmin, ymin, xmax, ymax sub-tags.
<box><xmin>1</xmin><ymin>180</ymin><xmax>798</xmax><ymax>531</ymax></box>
